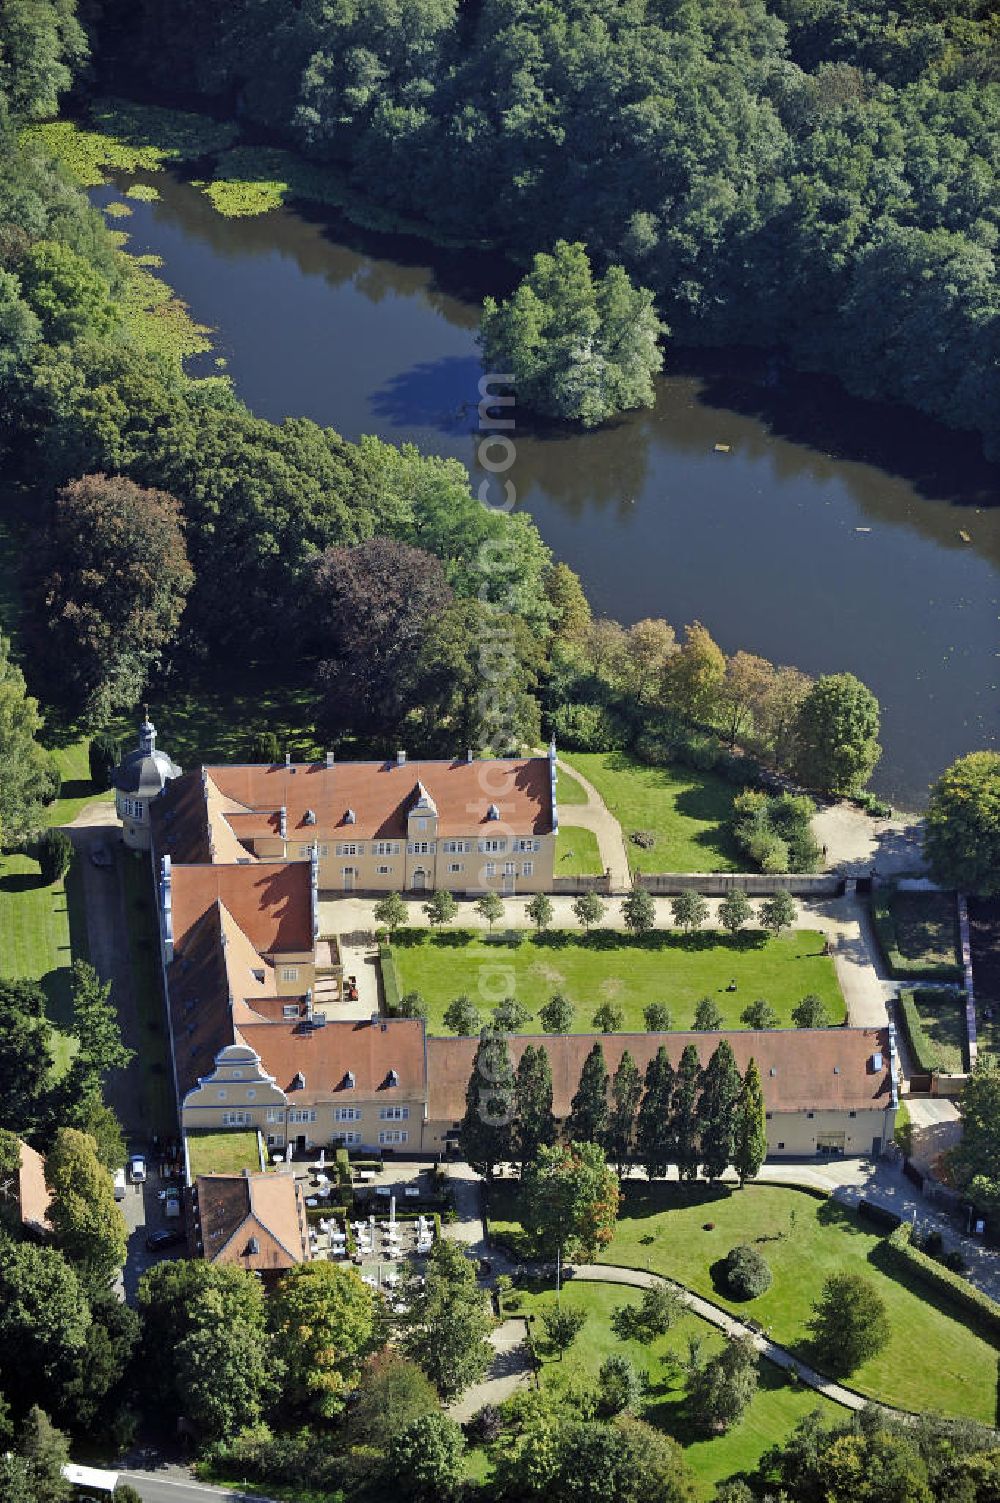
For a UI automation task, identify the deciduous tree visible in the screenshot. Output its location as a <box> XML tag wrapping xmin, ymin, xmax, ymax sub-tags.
<box><xmin>924</xmin><ymin>752</ymin><xmax>1000</xmax><ymax>896</ymax></box>
<box><xmin>622</xmin><ymin>887</ymin><xmax>656</xmax><ymax>936</ymax></box>
<box><xmin>793</xmin><ymin>673</ymin><xmax>881</xmax><ymax>796</ymax></box>
<box><xmin>809</xmin><ymin>1273</ymin><xmax>890</xmax><ymax>1375</ymax></box>
<box><xmin>539</xmin><ymin>992</ymin><xmax>574</xmax><ymax>1032</ymax></box>
<box><xmin>671</xmin><ymin>891</ymin><xmax>708</xmax><ymax>936</ymax></box>
<box><xmin>270</xmin><ymin>1262</ymin><xmax>378</xmax><ymax>1419</ymax></box>
<box><xmin>521</xmin><ymin>1141</ymin><xmax>620</xmax><ymax>1261</ymax></box>
<box><xmin>397</xmin><ymin>1241</ymin><xmax>492</xmax><ymax>1400</ymax></box>
<box><xmin>45</xmin><ymin>1128</ymin><xmax>127</xmax><ymax>1290</ymax></box>
<box><xmin>758</xmin><ymin>890</ymin><xmax>796</xmax><ymax>939</ymax></box>
<box><xmin>42</xmin><ymin>475</ymin><xmax>193</xmax><ymax>725</ymax></box>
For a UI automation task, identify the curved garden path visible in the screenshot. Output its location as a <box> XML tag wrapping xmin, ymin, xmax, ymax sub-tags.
<box><xmin>554</xmin><ymin>757</ymin><xmax>632</xmax><ymax>892</ymax></box>
<box><xmin>566</xmin><ymin>1262</ymin><xmax>902</xmax><ymax>1416</ymax></box>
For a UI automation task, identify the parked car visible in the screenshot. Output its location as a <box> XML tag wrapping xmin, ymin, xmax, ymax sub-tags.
<box><xmin>89</xmin><ymin>843</ymin><xmax>113</xmax><ymax>869</ymax></box>
<box><xmin>145</xmin><ymin>1228</ymin><xmax>185</xmax><ymax>1253</ymax></box>
<box><xmin>113</xmin><ymin>1168</ymin><xmax>127</xmax><ymax>1202</ymax></box>
<box><xmin>129</xmin><ymin>1154</ymin><xmax>147</xmax><ymax>1184</ymax></box>
<box><xmin>164</xmin><ymin>1187</ymin><xmax>182</xmax><ymax>1219</ymax></box>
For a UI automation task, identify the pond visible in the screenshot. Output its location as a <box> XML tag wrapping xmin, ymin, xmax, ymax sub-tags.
<box><xmin>95</xmin><ymin>170</ymin><xmax>1000</xmax><ymax>808</ymax></box>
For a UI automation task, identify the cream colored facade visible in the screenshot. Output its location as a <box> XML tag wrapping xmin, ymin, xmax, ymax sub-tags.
<box><xmin>182</xmin><ymin>1040</ymin><xmax>428</xmax><ymax>1158</ymax></box>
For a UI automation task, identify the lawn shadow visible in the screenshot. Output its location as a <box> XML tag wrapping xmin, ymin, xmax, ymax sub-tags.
<box><xmin>620</xmin><ymin>1180</ymin><xmax>735</xmax><ymax>1224</ymax></box>
<box><xmin>58</xmin><ymin>778</ymin><xmax>94</xmax><ymax>802</ymax></box>
<box><xmin>816</xmin><ymin>1199</ymin><xmax>870</xmax><ymax>1236</ymax></box>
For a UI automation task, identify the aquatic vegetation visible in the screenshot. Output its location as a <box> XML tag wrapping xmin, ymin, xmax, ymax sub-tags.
<box><xmin>103</xmin><ymin>200</ymin><xmax>132</xmax><ymax>218</ymax></box>
<box><xmin>22</xmin><ymin>99</ymin><xmax>238</xmax><ymax>187</ymax></box>
<box><xmin>117</xmin><ymin>253</ymin><xmax>213</xmax><ymax>366</ymax></box>
<box><xmin>124</xmin><ymin>183</ymin><xmax>161</xmax><ymax>201</ymax></box>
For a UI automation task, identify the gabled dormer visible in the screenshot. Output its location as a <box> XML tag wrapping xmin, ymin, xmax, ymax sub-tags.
<box><xmin>407</xmin><ymin>780</ymin><xmax>438</xmax><ymax>837</ymax></box>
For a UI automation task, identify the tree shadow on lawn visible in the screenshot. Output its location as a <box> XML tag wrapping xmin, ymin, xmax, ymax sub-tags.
<box><xmin>644</xmin><ymin>1344</ymin><xmax>794</xmax><ymax>1447</ymax></box>
<box><xmin>619</xmin><ymin>1180</ymin><xmax>736</xmax><ymax>1225</ymax></box>
<box><xmin>815</xmin><ymin>1198</ymin><xmax>873</xmax><ymax>1237</ymax></box>
<box><xmin>58</xmin><ymin>778</ymin><xmax>94</xmax><ymax>802</ymax></box>
<box><xmin>0</xmin><ymin>868</ymin><xmax>47</xmax><ymax>893</ymax></box>
<box><xmin>868</xmin><ymin>1237</ymin><xmax>1000</xmax><ymax>1354</ymax></box>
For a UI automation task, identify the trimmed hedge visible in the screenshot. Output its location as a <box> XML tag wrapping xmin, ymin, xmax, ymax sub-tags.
<box><xmin>379</xmin><ymin>943</ymin><xmax>400</xmax><ymax>1014</ymax></box>
<box><xmin>857</xmin><ymin>1198</ymin><xmax>902</xmax><ymax>1233</ymax></box>
<box><xmin>886</xmin><ymin>1224</ymin><xmax>1000</xmax><ymax>1341</ymax></box>
<box><xmin>872</xmin><ymin>893</ymin><xmax>962</xmax><ymax>981</ymax></box>
<box><xmin>897</xmin><ymin>987</ymin><xmax>965</xmax><ymax>1075</ymax></box>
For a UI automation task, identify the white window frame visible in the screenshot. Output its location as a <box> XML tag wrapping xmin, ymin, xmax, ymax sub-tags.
<box><xmin>335</xmin><ymin>1106</ymin><xmax>362</xmax><ymax>1123</ymax></box>
<box><xmin>281</xmin><ymin>966</ymin><xmax>299</xmax><ymax>983</ymax></box>
<box><xmin>485</xmin><ymin>862</ymin><xmax>496</xmax><ymax>878</ymax></box>
<box><xmin>378</xmin><ymin>1129</ymin><xmax>408</xmax><ymax>1146</ymax></box>
<box><xmin>337</xmin><ymin>1131</ymin><xmax>361</xmax><ymax>1146</ymax></box>
<box><xmin>379</xmin><ymin>1106</ymin><xmax>409</xmax><ymax>1121</ymax></box>
<box><xmin>222</xmin><ymin>1109</ymin><xmax>251</xmax><ymax>1126</ymax></box>
<box><xmin>448</xmin><ymin>863</ymin><xmax>463</xmax><ymax>874</ymax></box>
<box><xmin>374</xmin><ymin>841</ymin><xmax>398</xmax><ymax>856</ymax></box>
<box><xmin>478</xmin><ymin>838</ymin><xmax>507</xmax><ymax>854</ymax></box>
<box><xmin>265</xmin><ymin>1107</ymin><xmax>284</xmax><ymax>1123</ymax></box>
<box><xmin>522</xmin><ymin>861</ymin><xmax>534</xmax><ymax>877</ymax></box>
<box><xmin>377</xmin><ymin>864</ymin><xmax>391</xmax><ymax>875</ymax></box>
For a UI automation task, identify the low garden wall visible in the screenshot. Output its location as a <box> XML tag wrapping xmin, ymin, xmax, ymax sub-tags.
<box><xmin>635</xmin><ymin>872</ymin><xmax>844</xmax><ymax>897</ymax></box>
<box><xmin>552</xmin><ymin>874</ymin><xmax>612</xmax><ymax>895</ymax></box>
<box><xmin>957</xmin><ymin>896</ymin><xmax>978</xmax><ymax>1069</ymax></box>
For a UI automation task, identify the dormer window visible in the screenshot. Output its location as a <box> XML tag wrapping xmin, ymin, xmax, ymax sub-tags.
<box><xmin>251</xmin><ymin>969</ymin><xmax>265</xmax><ymax>984</ymax></box>
<box><xmin>344</xmin><ymin>1070</ymin><xmax>356</xmax><ymax>1089</ymax></box>
<box><xmin>304</xmin><ymin>809</ymin><xmax>317</xmax><ymax>825</ymax></box>
<box><xmin>387</xmin><ymin>1068</ymin><xmax>399</xmax><ymax>1088</ymax></box>
<box><xmin>487</xmin><ymin>803</ymin><xmax>500</xmax><ymax>821</ymax></box>
<box><xmin>345</xmin><ymin>808</ymin><xmax>356</xmax><ymax>824</ymax></box>
<box><xmin>292</xmin><ymin>1070</ymin><xmax>306</xmax><ymax>1090</ymax></box>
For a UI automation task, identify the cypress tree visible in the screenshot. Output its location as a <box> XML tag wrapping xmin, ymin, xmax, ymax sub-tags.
<box><xmin>636</xmin><ymin>1046</ymin><xmax>674</xmax><ymax>1180</ymax></box>
<box><xmin>698</xmin><ymin>1040</ymin><xmax>742</xmax><ymax>1181</ymax></box>
<box><xmin>605</xmin><ymin>1049</ymin><xmax>642</xmax><ymax>1178</ymax></box>
<box><xmin>566</xmin><ymin>1042</ymin><xmax>609</xmax><ymax>1144</ymax></box>
<box><xmin>513</xmin><ymin>1044</ymin><xmax>556</xmax><ymax>1176</ymax></box>
<box><xmin>734</xmin><ymin>1057</ymin><xmax>768</xmax><ymax>1187</ymax></box>
<box><xmin>673</xmin><ymin>1043</ymin><xmax>702</xmax><ymax>1182</ymax></box>
<box><xmin>458</xmin><ymin>1028</ymin><xmax>515</xmax><ymax>1180</ymax></box>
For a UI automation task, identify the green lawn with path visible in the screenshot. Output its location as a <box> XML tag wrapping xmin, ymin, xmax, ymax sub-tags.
<box><xmin>392</xmin><ymin>928</ymin><xmax>844</xmax><ymax>1035</ymax></box>
<box><xmin>564</xmin><ymin>752</ymin><xmax>743</xmax><ymax>873</ymax></box>
<box><xmin>598</xmin><ymin>1181</ymin><xmax>998</xmax><ymax>1422</ymax></box>
<box><xmin>555</xmin><ymin>825</ymin><xmax>604</xmax><ymax>876</ymax></box>
<box><xmin>510</xmin><ymin>1279</ymin><xmax>841</xmax><ymax>1496</ymax></box>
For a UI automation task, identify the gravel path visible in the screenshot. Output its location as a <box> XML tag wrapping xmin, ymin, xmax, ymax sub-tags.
<box><xmin>554</xmin><ymin>757</ymin><xmax>632</xmax><ymax>892</ymax></box>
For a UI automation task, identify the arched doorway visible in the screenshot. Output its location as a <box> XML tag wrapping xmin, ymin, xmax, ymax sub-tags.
<box><xmin>412</xmin><ymin>869</ymin><xmax>427</xmax><ymax>892</ymax></box>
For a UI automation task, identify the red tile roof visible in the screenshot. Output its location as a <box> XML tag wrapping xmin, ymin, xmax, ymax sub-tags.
<box><xmin>171</xmin><ymin>862</ymin><xmax>313</xmax><ymax>955</ymax></box>
<box><xmin>203</xmin><ymin>757</ymin><xmax>553</xmax><ymax>840</ymax></box>
<box><xmin>427</xmin><ymin>1028</ymin><xmax>893</xmax><ymax>1123</ymax></box>
<box><xmin>194</xmin><ymin>1170</ymin><xmax>309</xmax><ymax>1269</ymax></box>
<box><xmin>239</xmin><ymin>1017</ymin><xmax>426</xmax><ymax>1103</ymax></box>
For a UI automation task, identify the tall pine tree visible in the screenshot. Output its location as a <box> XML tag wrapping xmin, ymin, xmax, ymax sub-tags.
<box><xmin>605</xmin><ymin>1050</ymin><xmax>642</xmax><ymax>1178</ymax></box>
<box><xmin>734</xmin><ymin>1057</ymin><xmax>768</xmax><ymax>1187</ymax></box>
<box><xmin>567</xmin><ymin>1042</ymin><xmax>609</xmax><ymax>1145</ymax></box>
<box><xmin>636</xmin><ymin>1047</ymin><xmax>674</xmax><ymax>1180</ymax></box>
<box><xmin>673</xmin><ymin>1044</ymin><xmax>702</xmax><ymax>1182</ymax></box>
<box><xmin>513</xmin><ymin>1044</ymin><xmax>556</xmax><ymax>1176</ymax></box>
<box><xmin>698</xmin><ymin>1040</ymin><xmax>742</xmax><ymax>1181</ymax></box>
<box><xmin>458</xmin><ymin>1029</ymin><xmax>515</xmax><ymax>1180</ymax></box>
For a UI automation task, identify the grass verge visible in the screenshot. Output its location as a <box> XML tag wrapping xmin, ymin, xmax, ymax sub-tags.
<box><xmin>555</xmin><ymin>825</ymin><xmax>604</xmax><ymax>877</ymax></box>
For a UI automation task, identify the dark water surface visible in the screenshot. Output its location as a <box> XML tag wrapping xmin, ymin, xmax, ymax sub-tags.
<box><xmin>99</xmin><ymin>171</ymin><xmax>1000</xmax><ymax>807</ymax></box>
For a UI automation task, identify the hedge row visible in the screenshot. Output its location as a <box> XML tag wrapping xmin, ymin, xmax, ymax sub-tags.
<box><xmin>379</xmin><ymin>943</ymin><xmax>400</xmax><ymax>1013</ymax></box>
<box><xmin>857</xmin><ymin>1198</ymin><xmax>902</xmax><ymax>1233</ymax></box>
<box><xmin>886</xmin><ymin>1224</ymin><xmax>1000</xmax><ymax>1341</ymax></box>
<box><xmin>898</xmin><ymin>988</ymin><xmax>947</xmax><ymax>1075</ymax></box>
<box><xmin>871</xmin><ymin>895</ymin><xmax>962</xmax><ymax>981</ymax></box>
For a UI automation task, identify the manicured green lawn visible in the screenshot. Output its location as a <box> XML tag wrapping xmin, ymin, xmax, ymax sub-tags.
<box><xmin>187</xmin><ymin>1130</ymin><xmax>262</xmax><ymax>1177</ymax></box>
<box><xmin>511</xmin><ymin>1280</ymin><xmax>841</xmax><ymax>1496</ymax></box>
<box><xmin>600</xmin><ymin>1182</ymin><xmax>998</xmax><ymax>1421</ymax></box>
<box><xmin>556</xmin><ymin>766</ymin><xmax>589</xmax><ymax>806</ymax></box>
<box><xmin>393</xmin><ymin>929</ymin><xmax>844</xmax><ymax>1035</ymax></box>
<box><xmin>555</xmin><ymin>826</ymin><xmax>604</xmax><ymax>876</ymax></box>
<box><xmin>872</xmin><ymin>890</ymin><xmax>961</xmax><ymax>980</ymax></box>
<box><xmin>564</xmin><ymin>753</ymin><xmax>743</xmax><ymax>873</ymax></box>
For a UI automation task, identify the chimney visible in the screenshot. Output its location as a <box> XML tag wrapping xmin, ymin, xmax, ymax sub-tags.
<box><xmin>325</xmin><ymin>750</ymin><xmax>335</xmax><ymax>769</ymax></box>
<box><xmin>396</xmin><ymin>749</ymin><xmax>406</xmax><ymax>766</ymax></box>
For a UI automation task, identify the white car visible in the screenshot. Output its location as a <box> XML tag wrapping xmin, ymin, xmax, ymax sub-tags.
<box><xmin>129</xmin><ymin>1154</ymin><xmax>147</xmax><ymax>1184</ymax></box>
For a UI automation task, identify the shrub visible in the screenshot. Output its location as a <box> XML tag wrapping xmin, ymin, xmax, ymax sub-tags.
<box><xmin>548</xmin><ymin>701</ymin><xmax>623</xmax><ymax>752</ymax></box>
<box><xmin>724</xmin><ymin>1243</ymin><xmax>772</xmax><ymax>1299</ymax></box>
<box><xmin>630</xmin><ymin>829</ymin><xmax>657</xmax><ymax>849</ymax></box>
<box><xmin>467</xmin><ymin>1403</ymin><xmax>503</xmax><ymax>1444</ymax></box>
<box><xmin>732</xmin><ymin>789</ymin><xmax>819</xmax><ymax>874</ymax></box>
<box><xmin>597</xmin><ymin>1354</ymin><xmax>643</xmax><ymax>1415</ymax></box>
<box><xmin>39</xmin><ymin>751</ymin><xmax>62</xmax><ymax>805</ymax></box>
<box><xmin>89</xmin><ymin>733</ymin><xmax>119</xmax><ymax>789</ymax></box>
<box><xmin>37</xmin><ymin>827</ymin><xmax>72</xmax><ymax>883</ymax></box>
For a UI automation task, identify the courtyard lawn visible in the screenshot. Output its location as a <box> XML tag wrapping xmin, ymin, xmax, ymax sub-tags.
<box><xmin>392</xmin><ymin>928</ymin><xmax>844</xmax><ymax>1035</ymax></box>
<box><xmin>555</xmin><ymin>825</ymin><xmax>604</xmax><ymax>877</ymax></box>
<box><xmin>600</xmin><ymin>1181</ymin><xmax>999</xmax><ymax>1422</ymax></box>
<box><xmin>0</xmin><ymin>845</ymin><xmax>88</xmax><ymax>1077</ymax></box>
<box><xmin>512</xmin><ymin>1280</ymin><xmax>842</xmax><ymax>1496</ymax></box>
<box><xmin>187</xmin><ymin>1130</ymin><xmax>262</xmax><ymax>1177</ymax></box>
<box><xmin>872</xmin><ymin>890</ymin><xmax>961</xmax><ymax>980</ymax></box>
<box><xmin>556</xmin><ymin>765</ymin><xmax>589</xmax><ymax>806</ymax></box>
<box><xmin>564</xmin><ymin>752</ymin><xmax>743</xmax><ymax>873</ymax></box>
